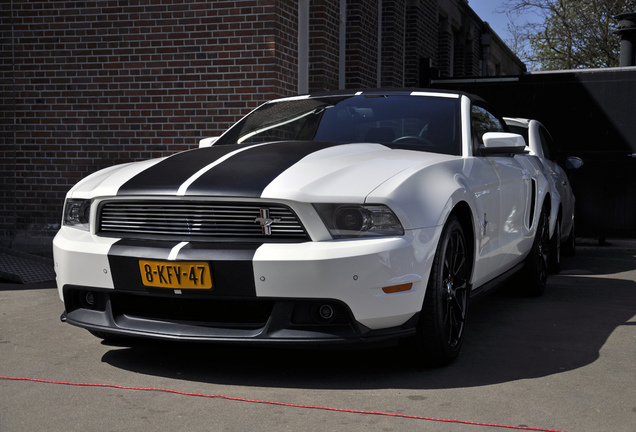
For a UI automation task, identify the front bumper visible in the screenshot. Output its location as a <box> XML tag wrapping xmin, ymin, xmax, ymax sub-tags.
<box><xmin>53</xmin><ymin>226</ymin><xmax>439</xmax><ymax>343</ymax></box>
<box><xmin>60</xmin><ymin>287</ymin><xmax>419</xmax><ymax>344</ymax></box>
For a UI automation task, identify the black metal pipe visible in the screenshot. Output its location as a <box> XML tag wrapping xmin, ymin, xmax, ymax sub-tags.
<box><xmin>616</xmin><ymin>12</ymin><xmax>636</xmax><ymax>67</ymax></box>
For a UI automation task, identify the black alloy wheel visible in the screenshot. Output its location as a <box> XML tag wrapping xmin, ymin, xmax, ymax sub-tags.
<box><xmin>416</xmin><ymin>216</ymin><xmax>470</xmax><ymax>366</ymax></box>
<box><xmin>522</xmin><ymin>207</ymin><xmax>550</xmax><ymax>296</ymax></box>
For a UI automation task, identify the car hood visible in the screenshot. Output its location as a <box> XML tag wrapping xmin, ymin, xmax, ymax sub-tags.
<box><xmin>69</xmin><ymin>141</ymin><xmax>454</xmax><ymax>202</ymax></box>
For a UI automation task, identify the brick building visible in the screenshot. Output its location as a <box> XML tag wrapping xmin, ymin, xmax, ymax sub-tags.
<box><xmin>1</xmin><ymin>0</ymin><xmax>525</xmax><ymax>255</ymax></box>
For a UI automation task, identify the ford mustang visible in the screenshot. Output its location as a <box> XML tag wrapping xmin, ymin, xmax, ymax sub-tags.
<box><xmin>53</xmin><ymin>89</ymin><xmax>554</xmax><ymax>366</ymax></box>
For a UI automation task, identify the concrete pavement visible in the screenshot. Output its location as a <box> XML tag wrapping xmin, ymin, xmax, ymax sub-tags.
<box><xmin>1</xmin><ymin>240</ymin><xmax>635</xmax><ymax>432</ymax></box>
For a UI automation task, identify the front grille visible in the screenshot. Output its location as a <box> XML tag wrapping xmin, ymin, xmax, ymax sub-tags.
<box><xmin>97</xmin><ymin>200</ymin><xmax>308</xmax><ymax>240</ymax></box>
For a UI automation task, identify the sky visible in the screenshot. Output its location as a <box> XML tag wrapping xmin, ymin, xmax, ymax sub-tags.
<box><xmin>469</xmin><ymin>1</ymin><xmax>513</xmax><ymax>42</ymax></box>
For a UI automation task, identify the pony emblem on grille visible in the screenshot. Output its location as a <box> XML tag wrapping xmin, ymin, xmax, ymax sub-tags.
<box><xmin>254</xmin><ymin>209</ymin><xmax>281</xmax><ymax>235</ymax></box>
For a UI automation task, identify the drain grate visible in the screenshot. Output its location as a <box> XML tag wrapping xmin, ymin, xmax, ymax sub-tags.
<box><xmin>0</xmin><ymin>249</ymin><xmax>55</xmax><ymax>284</ymax></box>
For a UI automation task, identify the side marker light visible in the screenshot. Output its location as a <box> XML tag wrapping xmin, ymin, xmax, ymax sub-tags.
<box><xmin>382</xmin><ymin>283</ymin><xmax>413</xmax><ymax>294</ymax></box>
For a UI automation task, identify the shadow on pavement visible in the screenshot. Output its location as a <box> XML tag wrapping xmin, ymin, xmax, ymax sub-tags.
<box><xmin>100</xmin><ymin>244</ymin><xmax>636</xmax><ymax>390</ymax></box>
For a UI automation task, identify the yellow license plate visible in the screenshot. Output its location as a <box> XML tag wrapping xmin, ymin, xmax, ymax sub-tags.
<box><xmin>138</xmin><ymin>260</ymin><xmax>212</xmax><ymax>289</ymax></box>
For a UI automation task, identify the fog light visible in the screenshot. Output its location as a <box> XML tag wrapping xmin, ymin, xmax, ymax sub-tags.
<box><xmin>84</xmin><ymin>292</ymin><xmax>95</xmax><ymax>307</ymax></box>
<box><xmin>318</xmin><ymin>304</ymin><xmax>334</xmax><ymax>321</ymax></box>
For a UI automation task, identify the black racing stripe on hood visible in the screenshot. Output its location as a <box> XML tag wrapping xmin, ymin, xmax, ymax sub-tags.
<box><xmin>182</xmin><ymin>141</ymin><xmax>340</xmax><ymax>197</ymax></box>
<box><xmin>117</xmin><ymin>146</ymin><xmax>241</xmax><ymax>196</ymax></box>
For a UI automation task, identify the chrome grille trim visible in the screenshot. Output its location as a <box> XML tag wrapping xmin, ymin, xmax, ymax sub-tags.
<box><xmin>97</xmin><ymin>201</ymin><xmax>308</xmax><ymax>240</ymax></box>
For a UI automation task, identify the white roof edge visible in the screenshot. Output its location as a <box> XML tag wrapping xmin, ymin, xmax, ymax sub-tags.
<box><xmin>273</xmin><ymin>95</ymin><xmax>312</xmax><ymax>103</ymax></box>
<box><xmin>410</xmin><ymin>91</ymin><xmax>460</xmax><ymax>98</ymax></box>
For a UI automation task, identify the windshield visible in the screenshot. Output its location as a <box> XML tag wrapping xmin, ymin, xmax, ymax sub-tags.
<box><xmin>215</xmin><ymin>94</ymin><xmax>462</xmax><ymax>156</ymax></box>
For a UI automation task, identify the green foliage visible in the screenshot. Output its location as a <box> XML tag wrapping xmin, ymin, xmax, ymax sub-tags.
<box><xmin>501</xmin><ymin>0</ymin><xmax>636</xmax><ymax>70</ymax></box>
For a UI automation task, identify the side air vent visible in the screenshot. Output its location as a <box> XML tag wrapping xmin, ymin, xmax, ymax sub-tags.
<box><xmin>528</xmin><ymin>179</ymin><xmax>537</xmax><ymax>229</ymax></box>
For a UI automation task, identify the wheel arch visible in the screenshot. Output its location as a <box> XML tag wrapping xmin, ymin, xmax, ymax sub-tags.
<box><xmin>447</xmin><ymin>201</ymin><xmax>476</xmax><ymax>286</ymax></box>
<box><xmin>415</xmin><ymin>199</ymin><xmax>475</xmax><ymax>366</ymax></box>
<box><xmin>538</xmin><ymin>175</ymin><xmax>559</xmax><ymax>240</ymax></box>
<box><xmin>543</xmin><ymin>193</ymin><xmax>552</xmax><ymax>215</ymax></box>
<box><xmin>538</xmin><ymin>191</ymin><xmax>552</xmax><ymax>227</ymax></box>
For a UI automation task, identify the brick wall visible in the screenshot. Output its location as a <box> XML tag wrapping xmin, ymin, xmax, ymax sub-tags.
<box><xmin>380</xmin><ymin>0</ymin><xmax>405</xmax><ymax>87</ymax></box>
<box><xmin>309</xmin><ymin>0</ymin><xmax>340</xmax><ymax>91</ymax></box>
<box><xmin>345</xmin><ymin>0</ymin><xmax>379</xmax><ymax>88</ymax></box>
<box><xmin>271</xmin><ymin>0</ymin><xmax>299</xmax><ymax>94</ymax></box>
<box><xmin>437</xmin><ymin>12</ymin><xmax>453</xmax><ymax>77</ymax></box>
<box><xmin>1</xmin><ymin>0</ymin><xmax>298</xmax><ymax>245</ymax></box>
<box><xmin>404</xmin><ymin>0</ymin><xmax>438</xmax><ymax>87</ymax></box>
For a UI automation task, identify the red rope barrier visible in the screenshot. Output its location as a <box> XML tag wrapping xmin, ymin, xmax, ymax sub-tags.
<box><xmin>0</xmin><ymin>375</ymin><xmax>574</xmax><ymax>432</ymax></box>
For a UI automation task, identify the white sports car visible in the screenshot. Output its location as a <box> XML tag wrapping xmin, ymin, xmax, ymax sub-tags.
<box><xmin>54</xmin><ymin>89</ymin><xmax>554</xmax><ymax>365</ymax></box>
<box><xmin>504</xmin><ymin>117</ymin><xmax>582</xmax><ymax>272</ymax></box>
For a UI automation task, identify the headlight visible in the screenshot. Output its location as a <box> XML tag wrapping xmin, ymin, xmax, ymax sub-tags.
<box><xmin>314</xmin><ymin>204</ymin><xmax>404</xmax><ymax>238</ymax></box>
<box><xmin>63</xmin><ymin>199</ymin><xmax>91</xmax><ymax>231</ymax></box>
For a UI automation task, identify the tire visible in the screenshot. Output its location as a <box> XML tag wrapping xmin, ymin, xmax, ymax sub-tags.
<box><xmin>548</xmin><ymin>218</ymin><xmax>561</xmax><ymax>273</ymax></box>
<box><xmin>521</xmin><ymin>207</ymin><xmax>549</xmax><ymax>296</ymax></box>
<box><xmin>562</xmin><ymin>220</ymin><xmax>576</xmax><ymax>257</ymax></box>
<box><xmin>415</xmin><ymin>216</ymin><xmax>470</xmax><ymax>366</ymax></box>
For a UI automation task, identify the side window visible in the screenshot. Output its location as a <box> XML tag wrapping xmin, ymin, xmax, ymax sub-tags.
<box><xmin>471</xmin><ymin>105</ymin><xmax>505</xmax><ymax>149</ymax></box>
<box><xmin>538</xmin><ymin>127</ymin><xmax>554</xmax><ymax>161</ymax></box>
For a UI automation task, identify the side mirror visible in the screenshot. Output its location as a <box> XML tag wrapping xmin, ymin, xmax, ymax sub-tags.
<box><xmin>199</xmin><ymin>137</ymin><xmax>218</xmax><ymax>148</ymax></box>
<box><xmin>565</xmin><ymin>156</ymin><xmax>583</xmax><ymax>170</ymax></box>
<box><xmin>479</xmin><ymin>132</ymin><xmax>527</xmax><ymax>155</ymax></box>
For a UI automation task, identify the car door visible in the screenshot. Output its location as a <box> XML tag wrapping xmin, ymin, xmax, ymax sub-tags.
<box><xmin>472</xmin><ymin>105</ymin><xmax>531</xmax><ymax>273</ymax></box>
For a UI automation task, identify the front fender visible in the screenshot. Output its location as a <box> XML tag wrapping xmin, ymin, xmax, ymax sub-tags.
<box><xmin>367</xmin><ymin>157</ymin><xmax>502</xmax><ymax>290</ymax></box>
<box><xmin>366</xmin><ymin>158</ymin><xmax>480</xmax><ymax>231</ymax></box>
